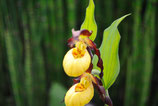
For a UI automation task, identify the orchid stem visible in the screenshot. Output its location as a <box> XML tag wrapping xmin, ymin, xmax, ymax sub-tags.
<box><xmin>101</xmin><ymin>75</ymin><xmax>112</xmax><ymax>106</ymax></box>
<box><xmin>106</xmin><ymin>90</ymin><xmax>110</xmax><ymax>98</ymax></box>
<box><xmin>104</xmin><ymin>90</ymin><xmax>109</xmax><ymax>106</ymax></box>
<box><xmin>101</xmin><ymin>78</ymin><xmax>109</xmax><ymax>106</ymax></box>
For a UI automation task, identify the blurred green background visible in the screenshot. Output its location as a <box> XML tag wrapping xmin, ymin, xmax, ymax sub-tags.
<box><xmin>0</xmin><ymin>0</ymin><xmax>158</xmax><ymax>106</ymax></box>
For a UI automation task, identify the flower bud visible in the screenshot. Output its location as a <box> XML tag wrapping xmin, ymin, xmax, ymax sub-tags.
<box><xmin>63</xmin><ymin>48</ymin><xmax>91</xmax><ymax>77</ymax></box>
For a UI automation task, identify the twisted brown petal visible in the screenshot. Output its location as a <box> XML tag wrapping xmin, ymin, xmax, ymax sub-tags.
<box><xmin>85</xmin><ymin>38</ymin><xmax>104</xmax><ymax>79</ymax></box>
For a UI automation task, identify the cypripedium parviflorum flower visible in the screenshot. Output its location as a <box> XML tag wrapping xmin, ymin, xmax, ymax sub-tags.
<box><xmin>63</xmin><ymin>41</ymin><xmax>91</xmax><ymax>77</ymax></box>
<box><xmin>62</xmin><ymin>0</ymin><xmax>128</xmax><ymax>105</ymax></box>
<box><xmin>63</xmin><ymin>29</ymin><xmax>103</xmax><ymax>77</ymax></box>
<box><xmin>65</xmin><ymin>73</ymin><xmax>94</xmax><ymax>106</ymax></box>
<box><xmin>63</xmin><ymin>29</ymin><xmax>112</xmax><ymax>106</ymax></box>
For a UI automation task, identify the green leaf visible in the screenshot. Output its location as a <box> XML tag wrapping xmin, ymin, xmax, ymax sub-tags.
<box><xmin>81</xmin><ymin>0</ymin><xmax>97</xmax><ymax>41</ymax></box>
<box><xmin>93</xmin><ymin>14</ymin><xmax>130</xmax><ymax>89</ymax></box>
<box><xmin>49</xmin><ymin>82</ymin><xmax>67</xmax><ymax>106</ymax></box>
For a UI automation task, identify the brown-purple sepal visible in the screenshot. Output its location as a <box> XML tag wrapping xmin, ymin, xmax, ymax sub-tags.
<box><xmin>105</xmin><ymin>96</ymin><xmax>113</xmax><ymax>106</ymax></box>
<box><xmin>85</xmin><ymin>39</ymin><xmax>104</xmax><ymax>79</ymax></box>
<box><xmin>86</xmin><ymin>63</ymin><xmax>93</xmax><ymax>73</ymax></box>
<box><xmin>67</xmin><ymin>29</ymin><xmax>80</xmax><ymax>48</ymax></box>
<box><xmin>68</xmin><ymin>29</ymin><xmax>92</xmax><ymax>48</ymax></box>
<box><xmin>92</xmin><ymin>77</ymin><xmax>113</xmax><ymax>106</ymax></box>
<box><xmin>80</xmin><ymin>29</ymin><xmax>92</xmax><ymax>37</ymax></box>
<box><xmin>73</xmin><ymin>77</ymin><xmax>81</xmax><ymax>84</ymax></box>
<box><xmin>87</xmin><ymin>47</ymin><xmax>93</xmax><ymax>59</ymax></box>
<box><xmin>68</xmin><ymin>37</ymin><xmax>76</xmax><ymax>48</ymax></box>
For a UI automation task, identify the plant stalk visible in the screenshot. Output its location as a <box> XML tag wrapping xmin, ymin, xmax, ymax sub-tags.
<box><xmin>104</xmin><ymin>90</ymin><xmax>110</xmax><ymax>106</ymax></box>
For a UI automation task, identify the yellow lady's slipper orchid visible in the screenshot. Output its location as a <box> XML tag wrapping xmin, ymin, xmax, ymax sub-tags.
<box><xmin>65</xmin><ymin>73</ymin><xmax>94</xmax><ymax>106</ymax></box>
<box><xmin>63</xmin><ymin>29</ymin><xmax>109</xmax><ymax>106</ymax></box>
<box><xmin>63</xmin><ymin>42</ymin><xmax>91</xmax><ymax>77</ymax></box>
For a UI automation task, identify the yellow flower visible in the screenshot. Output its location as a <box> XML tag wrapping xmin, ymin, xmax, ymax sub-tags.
<box><xmin>65</xmin><ymin>73</ymin><xmax>94</xmax><ymax>106</ymax></box>
<box><xmin>63</xmin><ymin>42</ymin><xmax>91</xmax><ymax>77</ymax></box>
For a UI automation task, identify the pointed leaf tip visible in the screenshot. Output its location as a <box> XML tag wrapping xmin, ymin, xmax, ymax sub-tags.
<box><xmin>81</xmin><ymin>0</ymin><xmax>97</xmax><ymax>41</ymax></box>
<box><xmin>112</xmin><ymin>14</ymin><xmax>131</xmax><ymax>27</ymax></box>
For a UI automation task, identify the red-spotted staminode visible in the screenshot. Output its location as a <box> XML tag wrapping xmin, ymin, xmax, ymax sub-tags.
<box><xmin>63</xmin><ymin>29</ymin><xmax>112</xmax><ymax>106</ymax></box>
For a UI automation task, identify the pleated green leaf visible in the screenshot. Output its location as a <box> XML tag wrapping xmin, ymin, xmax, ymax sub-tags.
<box><xmin>93</xmin><ymin>14</ymin><xmax>130</xmax><ymax>89</ymax></box>
<box><xmin>81</xmin><ymin>0</ymin><xmax>97</xmax><ymax>41</ymax></box>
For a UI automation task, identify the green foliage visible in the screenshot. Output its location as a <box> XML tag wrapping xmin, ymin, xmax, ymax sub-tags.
<box><xmin>81</xmin><ymin>0</ymin><xmax>97</xmax><ymax>41</ymax></box>
<box><xmin>0</xmin><ymin>0</ymin><xmax>157</xmax><ymax>105</ymax></box>
<box><xmin>93</xmin><ymin>14</ymin><xmax>130</xmax><ymax>89</ymax></box>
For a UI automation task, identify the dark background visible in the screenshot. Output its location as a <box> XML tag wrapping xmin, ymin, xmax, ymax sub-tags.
<box><xmin>0</xmin><ymin>0</ymin><xmax>158</xmax><ymax>106</ymax></box>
